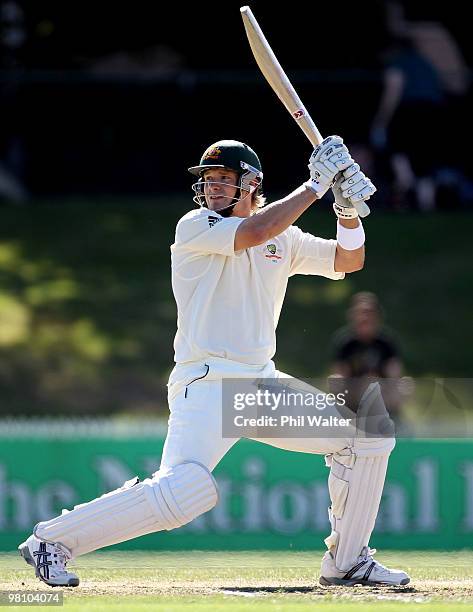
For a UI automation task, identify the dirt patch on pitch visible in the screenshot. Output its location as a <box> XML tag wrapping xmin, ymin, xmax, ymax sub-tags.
<box><xmin>216</xmin><ymin>581</ymin><xmax>473</xmax><ymax>603</ymax></box>
<box><xmin>63</xmin><ymin>580</ymin><xmax>473</xmax><ymax>602</ymax></box>
<box><xmin>7</xmin><ymin>579</ymin><xmax>473</xmax><ymax>602</ymax></box>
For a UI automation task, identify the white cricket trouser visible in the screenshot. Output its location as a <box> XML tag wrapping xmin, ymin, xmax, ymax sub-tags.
<box><xmin>162</xmin><ymin>357</ymin><xmax>394</xmax><ymax>572</ymax></box>
<box><xmin>161</xmin><ymin>357</ymin><xmax>352</xmax><ymax>470</ymax></box>
<box><xmin>35</xmin><ymin>355</ymin><xmax>392</xmax><ymax>567</ymax></box>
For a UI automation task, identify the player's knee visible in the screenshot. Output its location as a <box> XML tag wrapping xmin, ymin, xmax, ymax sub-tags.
<box><xmin>353</xmin><ymin>435</ymin><xmax>395</xmax><ymax>457</ymax></box>
<box><xmin>354</xmin><ymin>381</ymin><xmax>396</xmax><ymax>456</ymax></box>
<box><xmin>147</xmin><ymin>461</ymin><xmax>218</xmax><ymax>530</ymax></box>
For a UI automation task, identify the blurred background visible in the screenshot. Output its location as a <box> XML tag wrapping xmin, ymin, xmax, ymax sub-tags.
<box><xmin>0</xmin><ymin>0</ymin><xmax>472</xmax><ymax>551</ymax></box>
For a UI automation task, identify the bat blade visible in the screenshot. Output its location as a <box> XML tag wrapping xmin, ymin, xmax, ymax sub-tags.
<box><xmin>240</xmin><ymin>6</ymin><xmax>323</xmax><ymax>146</ymax></box>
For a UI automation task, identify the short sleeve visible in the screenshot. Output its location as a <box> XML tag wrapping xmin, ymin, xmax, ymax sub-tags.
<box><xmin>288</xmin><ymin>225</ymin><xmax>345</xmax><ymax>280</ymax></box>
<box><xmin>174</xmin><ymin>210</ymin><xmax>244</xmax><ymax>257</ymax></box>
<box><xmin>379</xmin><ymin>332</ymin><xmax>401</xmax><ymax>360</ymax></box>
<box><xmin>331</xmin><ymin>327</ymin><xmax>351</xmax><ymax>361</ymax></box>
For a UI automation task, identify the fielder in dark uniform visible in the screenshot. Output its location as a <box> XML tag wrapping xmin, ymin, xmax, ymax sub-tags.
<box><xmin>331</xmin><ymin>292</ymin><xmax>404</xmax><ymax>421</ymax></box>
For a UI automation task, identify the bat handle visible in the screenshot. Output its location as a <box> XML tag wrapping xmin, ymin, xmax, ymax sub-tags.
<box><xmin>302</xmin><ymin>119</ymin><xmax>323</xmax><ymax>147</ymax></box>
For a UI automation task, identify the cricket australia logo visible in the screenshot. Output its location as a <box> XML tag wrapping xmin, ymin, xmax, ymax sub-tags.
<box><xmin>263</xmin><ymin>241</ymin><xmax>283</xmax><ymax>262</ymax></box>
<box><xmin>203</xmin><ymin>146</ymin><xmax>222</xmax><ymax>161</ymax></box>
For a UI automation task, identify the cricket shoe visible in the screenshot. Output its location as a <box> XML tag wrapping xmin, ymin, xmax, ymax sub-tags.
<box><xmin>320</xmin><ymin>547</ymin><xmax>410</xmax><ymax>586</ymax></box>
<box><xmin>18</xmin><ymin>533</ymin><xmax>79</xmax><ymax>587</ymax></box>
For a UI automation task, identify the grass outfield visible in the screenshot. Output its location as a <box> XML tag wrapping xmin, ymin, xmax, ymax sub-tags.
<box><xmin>1</xmin><ymin>550</ymin><xmax>473</xmax><ymax>610</ymax></box>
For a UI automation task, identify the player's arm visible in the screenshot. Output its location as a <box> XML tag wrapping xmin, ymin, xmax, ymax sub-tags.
<box><xmin>330</xmin><ymin>168</ymin><xmax>376</xmax><ymax>273</ymax></box>
<box><xmin>235</xmin><ymin>185</ymin><xmax>316</xmax><ymax>250</ymax></box>
<box><xmin>331</xmin><ymin>361</ymin><xmax>351</xmax><ymax>377</ymax></box>
<box><xmin>334</xmin><ymin>217</ymin><xmax>365</xmax><ymax>273</ymax></box>
<box><xmin>235</xmin><ymin>136</ymin><xmax>354</xmax><ymax>251</ymax></box>
<box><xmin>384</xmin><ymin>357</ymin><xmax>402</xmax><ymax>378</ymax></box>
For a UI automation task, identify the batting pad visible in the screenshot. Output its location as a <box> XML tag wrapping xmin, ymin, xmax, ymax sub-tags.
<box><xmin>324</xmin><ymin>383</ymin><xmax>395</xmax><ymax>571</ymax></box>
<box><xmin>35</xmin><ymin>461</ymin><xmax>218</xmax><ymax>558</ymax></box>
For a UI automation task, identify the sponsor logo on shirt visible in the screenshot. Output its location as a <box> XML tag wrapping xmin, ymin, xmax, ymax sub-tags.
<box><xmin>208</xmin><ymin>215</ymin><xmax>221</xmax><ymax>228</ymax></box>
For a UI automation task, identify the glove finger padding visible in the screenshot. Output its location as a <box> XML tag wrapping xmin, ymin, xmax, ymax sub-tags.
<box><xmin>320</xmin><ymin>143</ymin><xmax>347</xmax><ymax>162</ymax></box>
<box><xmin>310</xmin><ymin>137</ymin><xmax>348</xmax><ymax>166</ymax></box>
<box><xmin>319</xmin><ymin>154</ymin><xmax>354</xmax><ymax>175</ymax></box>
<box><xmin>307</xmin><ymin>136</ymin><xmax>355</xmax><ymax>199</ymax></box>
<box><xmin>340</xmin><ymin>171</ymin><xmax>365</xmax><ymax>191</ymax></box>
<box><xmin>328</xmin><ymin>152</ymin><xmax>351</xmax><ymax>164</ymax></box>
<box><xmin>310</xmin><ymin>135</ymin><xmax>344</xmax><ymax>161</ymax></box>
<box><xmin>349</xmin><ymin>182</ymin><xmax>376</xmax><ymax>203</ymax></box>
<box><xmin>342</xmin><ymin>163</ymin><xmax>360</xmax><ymax>179</ymax></box>
<box><xmin>341</xmin><ymin>163</ymin><xmax>377</xmax><ymax>203</ymax></box>
<box><xmin>323</xmin><ymin>159</ymin><xmax>342</xmax><ymax>175</ymax></box>
<box><xmin>342</xmin><ymin>177</ymin><xmax>369</xmax><ymax>199</ymax></box>
<box><xmin>331</xmin><ymin>155</ymin><xmax>354</xmax><ymax>172</ymax></box>
<box><xmin>311</xmin><ymin>161</ymin><xmax>335</xmax><ymax>180</ymax></box>
<box><xmin>332</xmin><ymin>173</ymin><xmax>372</xmax><ymax>218</ymax></box>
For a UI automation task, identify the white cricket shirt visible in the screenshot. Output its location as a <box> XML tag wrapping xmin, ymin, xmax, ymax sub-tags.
<box><xmin>171</xmin><ymin>208</ymin><xmax>344</xmax><ymax>365</ymax></box>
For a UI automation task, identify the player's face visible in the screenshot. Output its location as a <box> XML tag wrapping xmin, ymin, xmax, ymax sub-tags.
<box><xmin>351</xmin><ymin>305</ymin><xmax>380</xmax><ymax>340</ymax></box>
<box><xmin>203</xmin><ymin>169</ymin><xmax>239</xmax><ymax>211</ymax></box>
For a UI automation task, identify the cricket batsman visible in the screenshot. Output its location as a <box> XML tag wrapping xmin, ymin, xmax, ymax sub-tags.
<box><xmin>19</xmin><ymin>137</ymin><xmax>410</xmax><ymax>587</ymax></box>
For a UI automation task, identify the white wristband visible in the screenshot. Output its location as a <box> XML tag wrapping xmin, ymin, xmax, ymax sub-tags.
<box><xmin>336</xmin><ymin>219</ymin><xmax>365</xmax><ymax>250</ymax></box>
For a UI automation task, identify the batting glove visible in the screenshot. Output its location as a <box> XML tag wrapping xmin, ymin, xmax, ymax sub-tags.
<box><xmin>304</xmin><ymin>135</ymin><xmax>354</xmax><ymax>198</ymax></box>
<box><xmin>332</xmin><ymin>165</ymin><xmax>375</xmax><ymax>219</ymax></box>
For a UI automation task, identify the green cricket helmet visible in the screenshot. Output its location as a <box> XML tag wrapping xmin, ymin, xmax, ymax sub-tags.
<box><xmin>188</xmin><ymin>140</ymin><xmax>263</xmax><ymax>213</ymax></box>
